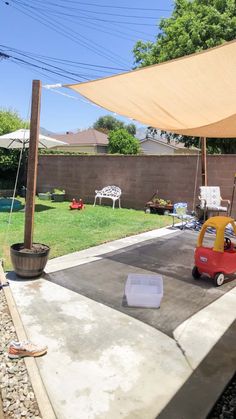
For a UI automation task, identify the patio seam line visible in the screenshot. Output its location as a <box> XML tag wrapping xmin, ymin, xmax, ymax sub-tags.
<box><xmin>0</xmin><ymin>264</ymin><xmax>56</xmax><ymax>419</ymax></box>
<box><xmin>173</xmin><ymin>286</ymin><xmax>236</xmax><ymax>371</ymax></box>
<box><xmin>45</xmin><ymin>225</ymin><xmax>179</xmax><ymax>273</ymax></box>
<box><xmin>174</xmin><ymin>339</ymin><xmax>194</xmax><ymax>372</ymax></box>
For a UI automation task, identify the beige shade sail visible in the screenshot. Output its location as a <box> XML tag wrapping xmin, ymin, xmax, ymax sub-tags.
<box><xmin>66</xmin><ymin>40</ymin><xmax>236</xmax><ymax>138</ymax></box>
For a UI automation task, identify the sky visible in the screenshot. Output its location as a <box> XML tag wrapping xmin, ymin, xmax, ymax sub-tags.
<box><xmin>0</xmin><ymin>0</ymin><xmax>173</xmax><ymax>133</ymax></box>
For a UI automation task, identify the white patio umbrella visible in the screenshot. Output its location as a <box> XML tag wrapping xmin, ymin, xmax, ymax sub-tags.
<box><xmin>0</xmin><ymin>129</ymin><xmax>67</xmax><ymax>219</ymax></box>
<box><xmin>0</xmin><ymin>129</ymin><xmax>66</xmax><ymax>149</ymax></box>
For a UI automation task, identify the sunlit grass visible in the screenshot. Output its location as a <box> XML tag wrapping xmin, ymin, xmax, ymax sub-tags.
<box><xmin>0</xmin><ymin>198</ymin><xmax>171</xmax><ymax>269</ymax></box>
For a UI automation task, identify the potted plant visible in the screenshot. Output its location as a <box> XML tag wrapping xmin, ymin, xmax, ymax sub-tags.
<box><xmin>11</xmin><ymin>242</ymin><xmax>50</xmax><ymax>278</ymax></box>
<box><xmin>38</xmin><ymin>191</ymin><xmax>52</xmax><ymax>200</ymax></box>
<box><xmin>51</xmin><ymin>188</ymin><xmax>65</xmax><ymax>202</ymax></box>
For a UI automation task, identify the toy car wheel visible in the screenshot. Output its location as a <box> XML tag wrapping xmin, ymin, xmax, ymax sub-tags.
<box><xmin>192</xmin><ymin>266</ymin><xmax>201</xmax><ymax>279</ymax></box>
<box><xmin>145</xmin><ymin>208</ymin><xmax>151</xmax><ymax>214</ymax></box>
<box><xmin>214</xmin><ymin>272</ymin><xmax>225</xmax><ymax>287</ymax></box>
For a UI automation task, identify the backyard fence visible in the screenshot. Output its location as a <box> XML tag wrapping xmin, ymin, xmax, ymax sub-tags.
<box><xmin>37</xmin><ymin>154</ymin><xmax>236</xmax><ymax>217</ymax></box>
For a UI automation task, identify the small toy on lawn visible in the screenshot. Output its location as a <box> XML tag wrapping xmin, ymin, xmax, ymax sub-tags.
<box><xmin>69</xmin><ymin>198</ymin><xmax>84</xmax><ymax>210</ymax></box>
<box><xmin>192</xmin><ymin>216</ymin><xmax>236</xmax><ymax>287</ymax></box>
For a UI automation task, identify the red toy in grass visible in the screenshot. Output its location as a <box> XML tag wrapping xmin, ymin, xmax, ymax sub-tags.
<box><xmin>69</xmin><ymin>199</ymin><xmax>84</xmax><ymax>210</ymax></box>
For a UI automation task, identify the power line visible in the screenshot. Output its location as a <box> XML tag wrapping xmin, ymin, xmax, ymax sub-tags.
<box><xmin>13</xmin><ymin>59</ymin><xmax>59</xmax><ymax>83</ymax></box>
<box><xmin>8</xmin><ymin>1</ymin><xmax>129</xmax><ymax>67</ymax></box>
<box><xmin>1</xmin><ymin>0</ymin><xmax>166</xmax><ymax>73</ymax></box>
<box><xmin>28</xmin><ymin>0</ymin><xmax>167</xmax><ymax>19</ymax></box>
<box><xmin>5</xmin><ymin>54</ymin><xmax>83</xmax><ymax>82</ymax></box>
<box><xmin>2</xmin><ymin>0</ymin><xmax>156</xmax><ymax>46</ymax></box>
<box><xmin>12</xmin><ymin>0</ymin><xmax>159</xmax><ymax>26</ymax></box>
<box><xmin>0</xmin><ymin>47</ymin><xmax>105</xmax><ymax>81</ymax></box>
<box><xmin>8</xmin><ymin>0</ymin><xmax>157</xmax><ymax>65</ymax></box>
<box><xmin>0</xmin><ymin>44</ymin><xmax>129</xmax><ymax>72</ymax></box>
<box><xmin>0</xmin><ymin>42</ymin><xmax>132</xmax><ymax>84</ymax></box>
<box><xmin>74</xmin><ymin>16</ymin><xmax>155</xmax><ymax>40</ymax></box>
<box><xmin>28</xmin><ymin>8</ymin><xmax>154</xmax><ymax>43</ymax></box>
<box><xmin>61</xmin><ymin>18</ymin><xmax>140</xmax><ymax>43</ymax></box>
<box><xmin>27</xmin><ymin>0</ymin><xmax>158</xmax><ymax>38</ymax></box>
<box><xmin>10</xmin><ymin>0</ymin><xmax>129</xmax><ymax>65</ymax></box>
<box><xmin>30</xmin><ymin>0</ymin><xmax>170</xmax><ymax>12</ymax></box>
<box><xmin>50</xmin><ymin>10</ymin><xmax>159</xmax><ymax>26</ymax></box>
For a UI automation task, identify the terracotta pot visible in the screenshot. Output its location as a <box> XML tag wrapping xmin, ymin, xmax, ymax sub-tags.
<box><xmin>10</xmin><ymin>243</ymin><xmax>50</xmax><ymax>278</ymax></box>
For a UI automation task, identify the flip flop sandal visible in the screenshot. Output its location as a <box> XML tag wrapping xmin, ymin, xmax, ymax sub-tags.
<box><xmin>0</xmin><ymin>281</ymin><xmax>9</xmax><ymax>290</ymax></box>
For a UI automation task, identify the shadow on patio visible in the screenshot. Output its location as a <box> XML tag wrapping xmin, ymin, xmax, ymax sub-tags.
<box><xmin>45</xmin><ymin>230</ymin><xmax>235</xmax><ymax>337</ymax></box>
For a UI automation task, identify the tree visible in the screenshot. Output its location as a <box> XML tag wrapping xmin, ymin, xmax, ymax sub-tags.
<box><xmin>108</xmin><ymin>129</ymin><xmax>140</xmax><ymax>155</ymax></box>
<box><xmin>125</xmin><ymin>123</ymin><xmax>136</xmax><ymax>136</ymax></box>
<box><xmin>93</xmin><ymin>115</ymin><xmax>136</xmax><ymax>135</ymax></box>
<box><xmin>133</xmin><ymin>0</ymin><xmax>236</xmax><ymax>153</ymax></box>
<box><xmin>93</xmin><ymin>115</ymin><xmax>123</xmax><ymax>132</ymax></box>
<box><xmin>145</xmin><ymin>126</ymin><xmax>171</xmax><ymax>142</ymax></box>
<box><xmin>161</xmin><ymin>130</ymin><xmax>236</xmax><ymax>154</ymax></box>
<box><xmin>0</xmin><ymin>108</ymin><xmax>27</xmax><ymax>135</ymax></box>
<box><xmin>134</xmin><ymin>0</ymin><xmax>236</xmax><ymax>67</ymax></box>
<box><xmin>0</xmin><ymin>109</ymin><xmax>28</xmax><ymax>186</ymax></box>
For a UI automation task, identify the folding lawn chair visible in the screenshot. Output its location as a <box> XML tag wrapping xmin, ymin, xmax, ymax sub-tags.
<box><xmin>169</xmin><ymin>202</ymin><xmax>195</xmax><ymax>230</ymax></box>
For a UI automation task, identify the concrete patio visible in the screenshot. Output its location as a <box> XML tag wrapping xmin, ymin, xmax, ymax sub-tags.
<box><xmin>6</xmin><ymin>226</ymin><xmax>236</xmax><ymax>419</ymax></box>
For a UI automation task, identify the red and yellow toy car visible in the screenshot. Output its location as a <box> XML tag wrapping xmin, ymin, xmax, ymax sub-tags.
<box><xmin>192</xmin><ymin>216</ymin><xmax>236</xmax><ymax>286</ymax></box>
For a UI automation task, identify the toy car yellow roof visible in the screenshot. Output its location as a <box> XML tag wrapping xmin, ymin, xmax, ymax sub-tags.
<box><xmin>197</xmin><ymin>216</ymin><xmax>236</xmax><ymax>252</ymax></box>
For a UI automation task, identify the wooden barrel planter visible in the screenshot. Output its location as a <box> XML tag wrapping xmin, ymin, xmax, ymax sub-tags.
<box><xmin>10</xmin><ymin>243</ymin><xmax>50</xmax><ymax>278</ymax></box>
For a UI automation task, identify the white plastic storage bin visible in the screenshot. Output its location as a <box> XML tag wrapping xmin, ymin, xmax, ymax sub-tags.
<box><xmin>125</xmin><ymin>274</ymin><xmax>163</xmax><ymax>308</ymax></box>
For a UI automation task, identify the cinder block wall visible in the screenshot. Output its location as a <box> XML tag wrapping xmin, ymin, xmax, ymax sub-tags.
<box><xmin>37</xmin><ymin>155</ymin><xmax>236</xmax><ymax>216</ymax></box>
<box><xmin>0</xmin><ymin>189</ymin><xmax>14</xmax><ymax>197</ymax></box>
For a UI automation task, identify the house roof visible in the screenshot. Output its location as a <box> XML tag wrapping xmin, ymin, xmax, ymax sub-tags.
<box><xmin>140</xmin><ymin>137</ymin><xmax>199</xmax><ymax>151</ymax></box>
<box><xmin>50</xmin><ymin>129</ymin><xmax>108</xmax><ymax>146</ymax></box>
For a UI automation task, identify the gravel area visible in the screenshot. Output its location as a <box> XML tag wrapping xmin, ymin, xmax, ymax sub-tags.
<box><xmin>208</xmin><ymin>373</ymin><xmax>236</xmax><ymax>419</ymax></box>
<box><xmin>0</xmin><ymin>288</ymin><xmax>42</xmax><ymax>419</ymax></box>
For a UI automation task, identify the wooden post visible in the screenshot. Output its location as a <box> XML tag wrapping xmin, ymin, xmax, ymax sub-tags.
<box><xmin>201</xmin><ymin>136</ymin><xmax>207</xmax><ymax>186</ymax></box>
<box><xmin>24</xmin><ymin>80</ymin><xmax>41</xmax><ymax>249</ymax></box>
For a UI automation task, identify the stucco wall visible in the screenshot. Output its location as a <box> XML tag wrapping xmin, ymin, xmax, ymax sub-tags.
<box><xmin>37</xmin><ymin>154</ymin><xmax>236</xmax><ymax>216</ymax></box>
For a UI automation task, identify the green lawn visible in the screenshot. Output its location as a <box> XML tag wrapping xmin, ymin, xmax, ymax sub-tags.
<box><xmin>0</xmin><ymin>199</ymin><xmax>171</xmax><ymax>269</ymax></box>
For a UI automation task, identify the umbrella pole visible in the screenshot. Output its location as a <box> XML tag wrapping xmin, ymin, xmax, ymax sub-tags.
<box><xmin>24</xmin><ymin>80</ymin><xmax>41</xmax><ymax>249</ymax></box>
<box><xmin>22</xmin><ymin>143</ymin><xmax>27</xmax><ymax>191</ymax></box>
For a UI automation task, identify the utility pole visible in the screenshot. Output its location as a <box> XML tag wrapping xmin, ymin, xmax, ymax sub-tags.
<box><xmin>201</xmin><ymin>136</ymin><xmax>207</xmax><ymax>186</ymax></box>
<box><xmin>24</xmin><ymin>80</ymin><xmax>41</xmax><ymax>249</ymax></box>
